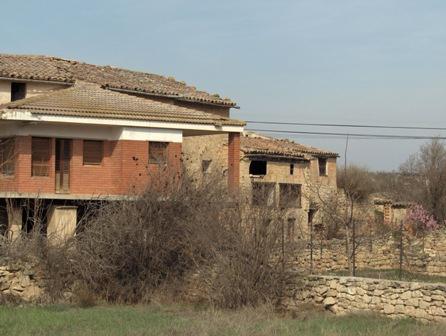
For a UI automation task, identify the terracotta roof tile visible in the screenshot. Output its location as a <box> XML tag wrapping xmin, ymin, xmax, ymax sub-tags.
<box><xmin>241</xmin><ymin>133</ymin><xmax>338</xmax><ymax>159</ymax></box>
<box><xmin>0</xmin><ymin>54</ymin><xmax>235</xmax><ymax>107</ymax></box>
<box><xmin>0</xmin><ymin>82</ymin><xmax>245</xmax><ymax>126</ymax></box>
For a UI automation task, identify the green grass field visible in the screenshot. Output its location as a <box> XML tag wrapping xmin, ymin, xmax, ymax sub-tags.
<box><xmin>0</xmin><ymin>304</ymin><xmax>444</xmax><ymax>336</ymax></box>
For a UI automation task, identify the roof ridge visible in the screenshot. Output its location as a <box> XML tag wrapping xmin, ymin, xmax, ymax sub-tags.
<box><xmin>0</xmin><ymin>54</ymin><xmax>236</xmax><ymax>106</ymax></box>
<box><xmin>241</xmin><ymin>131</ymin><xmax>338</xmax><ymax>157</ymax></box>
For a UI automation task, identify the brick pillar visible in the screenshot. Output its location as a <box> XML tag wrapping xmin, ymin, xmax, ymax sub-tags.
<box><xmin>228</xmin><ymin>132</ymin><xmax>240</xmax><ymax>193</ymax></box>
<box><xmin>168</xmin><ymin>142</ymin><xmax>183</xmax><ymax>184</ymax></box>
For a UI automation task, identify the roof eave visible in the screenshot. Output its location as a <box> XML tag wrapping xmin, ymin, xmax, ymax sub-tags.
<box><xmin>0</xmin><ymin>75</ymin><xmax>73</xmax><ymax>85</ymax></box>
<box><xmin>105</xmin><ymin>86</ymin><xmax>237</xmax><ymax>108</ymax></box>
<box><xmin>0</xmin><ymin>109</ymin><xmax>245</xmax><ymax>133</ymax></box>
<box><xmin>243</xmin><ymin>152</ymin><xmax>309</xmax><ymax>162</ymax></box>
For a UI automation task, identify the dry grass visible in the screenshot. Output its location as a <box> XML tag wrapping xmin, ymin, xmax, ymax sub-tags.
<box><xmin>0</xmin><ymin>304</ymin><xmax>443</xmax><ymax>336</ymax></box>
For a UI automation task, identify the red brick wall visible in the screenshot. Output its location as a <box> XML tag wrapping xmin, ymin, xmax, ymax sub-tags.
<box><xmin>228</xmin><ymin>132</ymin><xmax>240</xmax><ymax>192</ymax></box>
<box><xmin>14</xmin><ymin>136</ymin><xmax>56</xmax><ymax>194</ymax></box>
<box><xmin>0</xmin><ymin>136</ymin><xmax>182</xmax><ymax>197</ymax></box>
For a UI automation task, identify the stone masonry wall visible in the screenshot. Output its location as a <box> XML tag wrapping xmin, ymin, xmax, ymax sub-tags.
<box><xmin>282</xmin><ymin>275</ymin><xmax>446</xmax><ymax>322</ymax></box>
<box><xmin>288</xmin><ymin>229</ymin><xmax>446</xmax><ymax>276</ymax></box>
<box><xmin>0</xmin><ymin>258</ymin><xmax>45</xmax><ymax>302</ymax></box>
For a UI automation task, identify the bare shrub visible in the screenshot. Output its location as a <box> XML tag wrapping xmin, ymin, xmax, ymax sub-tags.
<box><xmin>67</xmin><ymin>174</ymin><xmax>288</xmax><ymax>307</ymax></box>
<box><xmin>0</xmin><ymin>173</ymin><xmax>290</xmax><ymax>308</ymax></box>
<box><xmin>71</xmin><ymin>283</ymin><xmax>97</xmax><ymax>308</ymax></box>
<box><xmin>0</xmin><ymin>292</ymin><xmax>23</xmax><ymax>305</ymax></box>
<box><xmin>0</xmin><ymin>229</ymin><xmax>45</xmax><ymax>263</ymax></box>
<box><xmin>201</xmin><ymin>206</ymin><xmax>286</xmax><ymax>309</ymax></box>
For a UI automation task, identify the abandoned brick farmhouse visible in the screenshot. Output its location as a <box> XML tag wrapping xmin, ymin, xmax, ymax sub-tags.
<box><xmin>0</xmin><ymin>54</ymin><xmax>338</xmax><ymax>242</ymax></box>
<box><xmin>0</xmin><ymin>54</ymin><xmax>244</xmax><ymax>241</ymax></box>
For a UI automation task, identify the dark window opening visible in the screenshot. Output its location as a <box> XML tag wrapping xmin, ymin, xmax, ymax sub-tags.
<box><xmin>202</xmin><ymin>159</ymin><xmax>212</xmax><ymax>173</ymax></box>
<box><xmin>290</xmin><ymin>164</ymin><xmax>294</xmax><ymax>175</ymax></box>
<box><xmin>32</xmin><ymin>137</ymin><xmax>51</xmax><ymax>177</ymax></box>
<box><xmin>83</xmin><ymin>140</ymin><xmax>103</xmax><ymax>165</ymax></box>
<box><xmin>11</xmin><ymin>82</ymin><xmax>27</xmax><ymax>101</ymax></box>
<box><xmin>279</xmin><ymin>183</ymin><xmax>301</xmax><ymax>208</ymax></box>
<box><xmin>0</xmin><ymin>138</ymin><xmax>15</xmax><ymax>176</ymax></box>
<box><xmin>149</xmin><ymin>142</ymin><xmax>168</xmax><ymax>164</ymax></box>
<box><xmin>252</xmin><ymin>182</ymin><xmax>275</xmax><ymax>206</ymax></box>
<box><xmin>249</xmin><ymin>160</ymin><xmax>267</xmax><ymax>175</ymax></box>
<box><xmin>318</xmin><ymin>158</ymin><xmax>327</xmax><ymax>176</ymax></box>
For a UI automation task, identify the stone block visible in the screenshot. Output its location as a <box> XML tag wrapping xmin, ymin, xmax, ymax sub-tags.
<box><xmin>326</xmin><ymin>289</ymin><xmax>337</xmax><ymax>297</ymax></box>
<box><xmin>400</xmin><ymin>291</ymin><xmax>412</xmax><ymax>300</ymax></box>
<box><xmin>429</xmin><ymin>306</ymin><xmax>445</xmax><ymax>317</ymax></box>
<box><xmin>410</xmin><ymin>282</ymin><xmax>421</xmax><ymax>290</ymax></box>
<box><xmin>395</xmin><ymin>304</ymin><xmax>405</xmax><ymax>314</ymax></box>
<box><xmin>419</xmin><ymin>300</ymin><xmax>430</xmax><ymax>310</ymax></box>
<box><xmin>406</xmin><ymin>298</ymin><xmax>419</xmax><ymax>307</ymax></box>
<box><xmin>363</xmin><ymin>294</ymin><xmax>372</xmax><ymax>304</ymax></box>
<box><xmin>323</xmin><ymin>297</ymin><xmax>337</xmax><ymax>307</ymax></box>
<box><xmin>315</xmin><ymin>286</ymin><xmax>328</xmax><ymax>295</ymax></box>
<box><xmin>383</xmin><ymin>304</ymin><xmax>395</xmax><ymax>314</ymax></box>
<box><xmin>347</xmin><ymin>287</ymin><xmax>356</xmax><ymax>295</ymax></box>
<box><xmin>431</xmin><ymin>295</ymin><xmax>444</xmax><ymax>301</ymax></box>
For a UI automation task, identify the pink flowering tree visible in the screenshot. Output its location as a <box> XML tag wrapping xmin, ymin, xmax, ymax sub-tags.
<box><xmin>405</xmin><ymin>204</ymin><xmax>439</xmax><ymax>236</ymax></box>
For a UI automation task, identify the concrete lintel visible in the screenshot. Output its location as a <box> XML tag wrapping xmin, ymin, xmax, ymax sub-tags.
<box><xmin>0</xmin><ymin>192</ymin><xmax>135</xmax><ymax>201</ymax></box>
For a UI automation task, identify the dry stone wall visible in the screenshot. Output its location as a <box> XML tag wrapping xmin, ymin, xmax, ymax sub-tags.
<box><xmin>0</xmin><ymin>258</ymin><xmax>45</xmax><ymax>302</ymax></box>
<box><xmin>289</xmin><ymin>229</ymin><xmax>446</xmax><ymax>276</ymax></box>
<box><xmin>282</xmin><ymin>275</ymin><xmax>446</xmax><ymax>322</ymax></box>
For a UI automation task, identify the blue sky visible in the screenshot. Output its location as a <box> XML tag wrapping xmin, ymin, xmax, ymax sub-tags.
<box><xmin>2</xmin><ymin>0</ymin><xmax>446</xmax><ymax>170</ymax></box>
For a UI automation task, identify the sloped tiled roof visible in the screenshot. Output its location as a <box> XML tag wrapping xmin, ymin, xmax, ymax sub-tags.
<box><xmin>0</xmin><ymin>54</ymin><xmax>235</xmax><ymax>107</ymax></box>
<box><xmin>0</xmin><ymin>82</ymin><xmax>245</xmax><ymax>126</ymax></box>
<box><xmin>241</xmin><ymin>133</ymin><xmax>338</xmax><ymax>159</ymax></box>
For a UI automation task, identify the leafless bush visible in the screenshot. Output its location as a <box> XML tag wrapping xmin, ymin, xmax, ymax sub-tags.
<box><xmin>201</xmin><ymin>206</ymin><xmax>286</xmax><ymax>308</ymax></box>
<box><xmin>66</xmin><ymin>174</ymin><xmax>288</xmax><ymax>307</ymax></box>
<box><xmin>0</xmin><ymin>172</ymin><xmax>290</xmax><ymax>307</ymax></box>
<box><xmin>0</xmin><ymin>226</ymin><xmax>45</xmax><ymax>263</ymax></box>
<box><xmin>0</xmin><ymin>292</ymin><xmax>23</xmax><ymax>305</ymax></box>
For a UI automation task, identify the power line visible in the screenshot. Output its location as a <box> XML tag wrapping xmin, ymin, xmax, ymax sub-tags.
<box><xmin>246</xmin><ymin>120</ymin><xmax>446</xmax><ymax>131</ymax></box>
<box><xmin>247</xmin><ymin>128</ymin><xmax>446</xmax><ymax>140</ymax></box>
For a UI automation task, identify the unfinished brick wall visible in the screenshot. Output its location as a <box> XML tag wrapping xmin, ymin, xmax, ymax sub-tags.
<box><xmin>0</xmin><ymin>136</ymin><xmax>182</xmax><ymax>197</ymax></box>
<box><xmin>3</xmin><ymin>136</ymin><xmax>57</xmax><ymax>194</ymax></box>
